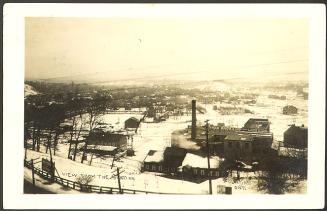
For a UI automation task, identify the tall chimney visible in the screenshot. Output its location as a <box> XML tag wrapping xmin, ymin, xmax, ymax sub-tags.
<box><xmin>191</xmin><ymin>100</ymin><xmax>196</xmax><ymax>139</ymax></box>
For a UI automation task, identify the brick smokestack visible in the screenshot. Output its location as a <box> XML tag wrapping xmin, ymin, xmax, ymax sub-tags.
<box><xmin>191</xmin><ymin>99</ymin><xmax>196</xmax><ymax>139</ymax></box>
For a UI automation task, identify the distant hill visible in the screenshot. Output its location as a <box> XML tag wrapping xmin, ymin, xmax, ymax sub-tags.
<box><xmin>25</xmin><ymin>84</ymin><xmax>39</xmax><ymax>96</ymax></box>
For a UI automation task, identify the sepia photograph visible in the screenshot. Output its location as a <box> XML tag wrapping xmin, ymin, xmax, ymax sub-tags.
<box><xmin>3</xmin><ymin>3</ymin><xmax>326</xmax><ymax>210</ymax></box>
<box><xmin>23</xmin><ymin>16</ymin><xmax>309</xmax><ymax>195</ymax></box>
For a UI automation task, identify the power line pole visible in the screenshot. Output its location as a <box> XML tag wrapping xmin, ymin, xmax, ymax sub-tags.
<box><xmin>117</xmin><ymin>168</ymin><xmax>122</xmax><ymax>194</ymax></box>
<box><xmin>47</xmin><ymin>134</ymin><xmax>55</xmax><ymax>183</ymax></box>
<box><xmin>31</xmin><ymin>159</ymin><xmax>35</xmax><ymax>188</ymax></box>
<box><xmin>205</xmin><ymin>119</ymin><xmax>212</xmax><ymax>194</ymax></box>
<box><xmin>112</xmin><ymin>167</ymin><xmax>124</xmax><ymax>194</ymax></box>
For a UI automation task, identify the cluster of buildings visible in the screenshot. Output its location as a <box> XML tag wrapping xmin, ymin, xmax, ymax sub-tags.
<box><xmin>166</xmin><ymin>100</ymin><xmax>307</xmax><ymax>179</ymax></box>
<box><xmin>142</xmin><ymin>147</ymin><xmax>226</xmax><ymax>178</ymax></box>
<box><xmin>82</xmin><ymin>116</ymin><xmax>143</xmax><ymax>156</ymax></box>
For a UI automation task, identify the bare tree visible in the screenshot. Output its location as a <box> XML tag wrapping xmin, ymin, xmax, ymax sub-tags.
<box><xmin>81</xmin><ymin>100</ymin><xmax>104</xmax><ymax>164</ymax></box>
<box><xmin>73</xmin><ymin>113</ymin><xmax>85</xmax><ymax>161</ymax></box>
<box><xmin>75</xmin><ymin>174</ymin><xmax>94</xmax><ymax>192</ymax></box>
<box><xmin>66</xmin><ymin>98</ymin><xmax>86</xmax><ymax>161</ymax></box>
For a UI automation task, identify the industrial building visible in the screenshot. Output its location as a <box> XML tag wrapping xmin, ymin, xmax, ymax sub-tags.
<box><xmin>223</xmin><ymin>132</ymin><xmax>273</xmax><ymax>164</ymax></box>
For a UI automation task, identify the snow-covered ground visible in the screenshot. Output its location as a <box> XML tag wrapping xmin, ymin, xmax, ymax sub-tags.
<box><xmin>24</xmin><ymin>81</ymin><xmax>308</xmax><ymax>194</ymax></box>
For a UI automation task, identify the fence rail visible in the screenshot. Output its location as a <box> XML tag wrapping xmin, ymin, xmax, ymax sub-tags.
<box><xmin>24</xmin><ymin>159</ymin><xmax>186</xmax><ymax>194</ymax></box>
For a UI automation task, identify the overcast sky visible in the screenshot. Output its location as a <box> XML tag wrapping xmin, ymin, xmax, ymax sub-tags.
<box><xmin>25</xmin><ymin>17</ymin><xmax>308</xmax><ymax>82</ymax></box>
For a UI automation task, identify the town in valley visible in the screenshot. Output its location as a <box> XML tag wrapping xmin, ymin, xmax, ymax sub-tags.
<box><xmin>24</xmin><ymin>78</ymin><xmax>308</xmax><ymax>194</ymax></box>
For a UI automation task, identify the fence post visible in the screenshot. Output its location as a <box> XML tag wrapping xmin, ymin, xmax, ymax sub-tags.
<box><xmin>73</xmin><ymin>182</ymin><xmax>75</xmax><ymax>189</ymax></box>
<box><xmin>100</xmin><ymin>187</ymin><xmax>102</xmax><ymax>193</ymax></box>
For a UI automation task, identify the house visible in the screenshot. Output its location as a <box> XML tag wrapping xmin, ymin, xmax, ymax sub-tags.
<box><xmin>180</xmin><ymin>153</ymin><xmax>225</xmax><ymax>178</ymax></box>
<box><xmin>124</xmin><ymin>117</ymin><xmax>140</xmax><ymax>129</ymax></box>
<box><xmin>143</xmin><ymin>150</ymin><xmax>165</xmax><ymax>172</ymax></box>
<box><xmin>242</xmin><ymin>118</ymin><xmax>270</xmax><ymax>132</ymax></box>
<box><xmin>87</xmin><ymin>130</ymin><xmax>128</xmax><ymax>149</ymax></box>
<box><xmin>284</xmin><ymin>124</ymin><xmax>308</xmax><ymax>149</ymax></box>
<box><xmin>283</xmin><ymin>105</ymin><xmax>298</xmax><ymax>115</ymax></box>
<box><xmin>142</xmin><ymin>147</ymin><xmax>187</xmax><ymax>174</ymax></box>
<box><xmin>223</xmin><ymin>132</ymin><xmax>273</xmax><ymax>164</ymax></box>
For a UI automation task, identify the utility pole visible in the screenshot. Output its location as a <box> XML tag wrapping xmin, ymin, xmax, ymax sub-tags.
<box><xmin>47</xmin><ymin>135</ymin><xmax>54</xmax><ymax>183</ymax></box>
<box><xmin>31</xmin><ymin>159</ymin><xmax>35</xmax><ymax>188</ymax></box>
<box><xmin>205</xmin><ymin>120</ymin><xmax>212</xmax><ymax>194</ymax></box>
<box><xmin>117</xmin><ymin>168</ymin><xmax>122</xmax><ymax>194</ymax></box>
<box><xmin>112</xmin><ymin>167</ymin><xmax>124</xmax><ymax>194</ymax></box>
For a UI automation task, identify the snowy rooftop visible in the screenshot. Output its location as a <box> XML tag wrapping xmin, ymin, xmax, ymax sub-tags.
<box><xmin>101</xmin><ymin>113</ymin><xmax>144</xmax><ymax>131</ymax></box>
<box><xmin>182</xmin><ymin>153</ymin><xmax>221</xmax><ymax>169</ymax></box>
<box><xmin>144</xmin><ymin>150</ymin><xmax>164</xmax><ymax>163</ymax></box>
<box><xmin>88</xmin><ymin>145</ymin><xmax>117</xmax><ymax>152</ymax></box>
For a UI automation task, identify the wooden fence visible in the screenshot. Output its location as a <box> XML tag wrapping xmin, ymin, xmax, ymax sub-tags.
<box><xmin>24</xmin><ymin>159</ymin><xmax>185</xmax><ymax>194</ymax></box>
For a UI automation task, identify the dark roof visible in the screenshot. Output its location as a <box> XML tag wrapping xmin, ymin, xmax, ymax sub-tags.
<box><xmin>246</xmin><ymin>118</ymin><xmax>269</xmax><ymax>122</ymax></box>
<box><xmin>125</xmin><ymin>117</ymin><xmax>140</xmax><ymax>122</ymax></box>
<box><xmin>283</xmin><ymin>105</ymin><xmax>297</xmax><ymax>109</ymax></box>
<box><xmin>148</xmin><ymin>150</ymin><xmax>157</xmax><ymax>156</ymax></box>
<box><xmin>164</xmin><ymin>147</ymin><xmax>187</xmax><ymax>157</ymax></box>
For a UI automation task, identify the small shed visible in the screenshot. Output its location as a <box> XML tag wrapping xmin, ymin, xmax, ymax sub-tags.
<box><xmin>283</xmin><ymin>105</ymin><xmax>298</xmax><ymax>115</ymax></box>
<box><xmin>124</xmin><ymin>117</ymin><xmax>140</xmax><ymax>129</ymax></box>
